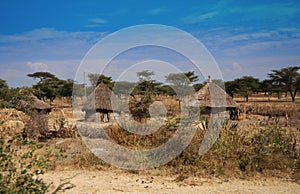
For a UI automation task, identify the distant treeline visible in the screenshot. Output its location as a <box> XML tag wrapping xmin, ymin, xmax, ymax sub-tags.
<box><xmin>0</xmin><ymin>66</ymin><xmax>299</xmax><ymax>110</ymax></box>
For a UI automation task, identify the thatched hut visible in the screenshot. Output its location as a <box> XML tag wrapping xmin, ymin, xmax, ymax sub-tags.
<box><xmin>19</xmin><ymin>90</ymin><xmax>51</xmax><ymax>114</ymax></box>
<box><xmin>187</xmin><ymin>80</ymin><xmax>238</xmax><ymax>119</ymax></box>
<box><xmin>31</xmin><ymin>95</ymin><xmax>52</xmax><ymax>114</ymax></box>
<box><xmin>82</xmin><ymin>82</ymin><xmax>119</xmax><ymax>122</ymax></box>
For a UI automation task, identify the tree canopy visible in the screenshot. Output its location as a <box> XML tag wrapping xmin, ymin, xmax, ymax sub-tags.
<box><xmin>87</xmin><ymin>73</ymin><xmax>114</xmax><ymax>89</ymax></box>
<box><xmin>27</xmin><ymin>72</ymin><xmax>73</xmax><ymax>102</ymax></box>
<box><xmin>268</xmin><ymin>66</ymin><xmax>300</xmax><ymax>102</ymax></box>
<box><xmin>226</xmin><ymin>76</ymin><xmax>260</xmax><ymax>102</ymax></box>
<box><xmin>130</xmin><ymin>70</ymin><xmax>161</xmax><ymax>121</ymax></box>
<box><xmin>165</xmin><ymin>71</ymin><xmax>198</xmax><ymax>105</ymax></box>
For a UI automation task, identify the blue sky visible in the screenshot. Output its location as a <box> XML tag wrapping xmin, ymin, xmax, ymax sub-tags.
<box><xmin>0</xmin><ymin>0</ymin><xmax>299</xmax><ymax>87</ymax></box>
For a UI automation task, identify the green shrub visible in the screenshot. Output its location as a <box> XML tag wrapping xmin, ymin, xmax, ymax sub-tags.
<box><xmin>0</xmin><ymin>136</ymin><xmax>49</xmax><ymax>193</ymax></box>
<box><xmin>0</xmin><ymin>135</ymin><xmax>75</xmax><ymax>193</ymax></box>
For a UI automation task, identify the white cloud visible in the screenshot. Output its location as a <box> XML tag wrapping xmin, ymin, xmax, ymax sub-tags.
<box><xmin>0</xmin><ymin>28</ymin><xmax>107</xmax><ymax>63</ymax></box>
<box><xmin>146</xmin><ymin>8</ymin><xmax>170</xmax><ymax>15</ymax></box>
<box><xmin>27</xmin><ymin>62</ymin><xmax>48</xmax><ymax>72</ymax></box>
<box><xmin>181</xmin><ymin>12</ymin><xmax>218</xmax><ymax>24</ymax></box>
<box><xmin>88</xmin><ymin>18</ymin><xmax>107</xmax><ymax>24</ymax></box>
<box><xmin>0</xmin><ymin>28</ymin><xmax>106</xmax><ymax>43</ymax></box>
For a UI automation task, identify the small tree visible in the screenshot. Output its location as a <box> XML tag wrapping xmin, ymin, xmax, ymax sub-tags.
<box><xmin>130</xmin><ymin>70</ymin><xmax>161</xmax><ymax>121</ymax></box>
<box><xmin>165</xmin><ymin>71</ymin><xmax>198</xmax><ymax>106</ymax></box>
<box><xmin>232</xmin><ymin>76</ymin><xmax>260</xmax><ymax>102</ymax></box>
<box><xmin>27</xmin><ymin>72</ymin><xmax>56</xmax><ymax>83</ymax></box>
<box><xmin>27</xmin><ymin>72</ymin><xmax>60</xmax><ymax>102</ymax></box>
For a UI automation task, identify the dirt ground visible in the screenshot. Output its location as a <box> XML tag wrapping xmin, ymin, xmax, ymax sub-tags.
<box><xmin>42</xmin><ymin>169</ymin><xmax>300</xmax><ymax>194</ymax></box>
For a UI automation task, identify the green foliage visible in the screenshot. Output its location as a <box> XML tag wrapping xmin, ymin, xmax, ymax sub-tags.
<box><xmin>259</xmin><ymin>79</ymin><xmax>274</xmax><ymax>95</ymax></box>
<box><xmin>87</xmin><ymin>73</ymin><xmax>114</xmax><ymax>89</ymax></box>
<box><xmin>27</xmin><ymin>72</ymin><xmax>56</xmax><ymax>83</ymax></box>
<box><xmin>113</xmin><ymin>81</ymin><xmax>136</xmax><ymax>96</ymax></box>
<box><xmin>165</xmin><ymin>71</ymin><xmax>198</xmax><ymax>105</ymax></box>
<box><xmin>130</xmin><ymin>71</ymin><xmax>161</xmax><ymax>121</ymax></box>
<box><xmin>227</xmin><ymin>76</ymin><xmax>260</xmax><ymax>101</ymax></box>
<box><xmin>0</xmin><ymin>79</ymin><xmax>8</xmax><ymax>90</ymax></box>
<box><xmin>57</xmin><ymin>79</ymin><xmax>73</xmax><ymax>99</ymax></box>
<box><xmin>0</xmin><ymin>134</ymin><xmax>76</xmax><ymax>193</ymax></box>
<box><xmin>165</xmin><ymin>71</ymin><xmax>198</xmax><ymax>87</ymax></box>
<box><xmin>157</xmin><ymin>85</ymin><xmax>176</xmax><ymax>96</ymax></box>
<box><xmin>225</xmin><ymin>80</ymin><xmax>236</xmax><ymax>97</ymax></box>
<box><xmin>0</xmin><ymin>136</ymin><xmax>50</xmax><ymax>193</ymax></box>
<box><xmin>28</xmin><ymin>72</ymin><xmax>74</xmax><ymax>102</ymax></box>
<box><xmin>238</xmin><ymin>126</ymin><xmax>296</xmax><ymax>172</ymax></box>
<box><xmin>0</xmin><ymin>87</ymin><xmax>35</xmax><ymax>114</ymax></box>
<box><xmin>269</xmin><ymin>66</ymin><xmax>300</xmax><ymax>102</ymax></box>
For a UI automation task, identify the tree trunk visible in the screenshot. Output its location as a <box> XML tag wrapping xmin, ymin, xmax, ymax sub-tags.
<box><xmin>290</xmin><ymin>89</ymin><xmax>297</xmax><ymax>102</ymax></box>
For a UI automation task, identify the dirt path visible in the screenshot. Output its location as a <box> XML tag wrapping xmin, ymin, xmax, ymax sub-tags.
<box><xmin>43</xmin><ymin>170</ymin><xmax>300</xmax><ymax>194</ymax></box>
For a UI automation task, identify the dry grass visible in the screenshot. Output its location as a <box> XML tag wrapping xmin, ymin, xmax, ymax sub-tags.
<box><xmin>1</xmin><ymin>97</ymin><xmax>299</xmax><ymax>182</ymax></box>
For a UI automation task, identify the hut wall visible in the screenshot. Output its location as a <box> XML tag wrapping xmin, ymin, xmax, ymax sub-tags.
<box><xmin>37</xmin><ymin>109</ymin><xmax>51</xmax><ymax>114</ymax></box>
<box><xmin>109</xmin><ymin>112</ymin><xmax>119</xmax><ymax>121</ymax></box>
<box><xmin>85</xmin><ymin>111</ymin><xmax>98</xmax><ymax>122</ymax></box>
<box><xmin>201</xmin><ymin>107</ymin><xmax>230</xmax><ymax>119</ymax></box>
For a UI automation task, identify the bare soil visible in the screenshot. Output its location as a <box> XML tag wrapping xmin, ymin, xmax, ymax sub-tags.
<box><xmin>42</xmin><ymin>169</ymin><xmax>300</xmax><ymax>194</ymax></box>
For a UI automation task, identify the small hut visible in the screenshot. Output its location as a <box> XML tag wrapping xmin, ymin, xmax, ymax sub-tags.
<box><xmin>31</xmin><ymin>95</ymin><xmax>52</xmax><ymax>114</ymax></box>
<box><xmin>82</xmin><ymin>82</ymin><xmax>119</xmax><ymax>122</ymax></box>
<box><xmin>187</xmin><ymin>79</ymin><xmax>238</xmax><ymax>119</ymax></box>
<box><xmin>19</xmin><ymin>90</ymin><xmax>51</xmax><ymax>114</ymax></box>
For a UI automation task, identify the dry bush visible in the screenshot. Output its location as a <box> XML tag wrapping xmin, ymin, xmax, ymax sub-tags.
<box><xmin>162</xmin><ymin>119</ymin><xmax>299</xmax><ymax>177</ymax></box>
<box><xmin>24</xmin><ymin>114</ymin><xmax>49</xmax><ymax>141</ymax></box>
<box><xmin>77</xmin><ymin>117</ymin><xmax>298</xmax><ymax>178</ymax></box>
<box><xmin>0</xmin><ymin>135</ymin><xmax>75</xmax><ymax>193</ymax></box>
<box><xmin>50</xmin><ymin>117</ymin><xmax>79</xmax><ymax>138</ymax></box>
<box><xmin>100</xmin><ymin>117</ymin><xmax>180</xmax><ymax>149</ymax></box>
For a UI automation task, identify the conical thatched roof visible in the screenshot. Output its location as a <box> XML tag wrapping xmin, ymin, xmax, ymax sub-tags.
<box><xmin>18</xmin><ymin>90</ymin><xmax>51</xmax><ymax>111</ymax></box>
<box><xmin>31</xmin><ymin>95</ymin><xmax>51</xmax><ymax>110</ymax></box>
<box><xmin>188</xmin><ymin>82</ymin><xmax>237</xmax><ymax>108</ymax></box>
<box><xmin>83</xmin><ymin>82</ymin><xmax>118</xmax><ymax>112</ymax></box>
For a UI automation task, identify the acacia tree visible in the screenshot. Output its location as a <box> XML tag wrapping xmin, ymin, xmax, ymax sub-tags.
<box><xmin>27</xmin><ymin>72</ymin><xmax>59</xmax><ymax>102</ymax></box>
<box><xmin>259</xmin><ymin>79</ymin><xmax>273</xmax><ymax>96</ymax></box>
<box><xmin>165</xmin><ymin>71</ymin><xmax>198</xmax><ymax>106</ymax></box>
<box><xmin>130</xmin><ymin>70</ymin><xmax>161</xmax><ymax>121</ymax></box>
<box><xmin>232</xmin><ymin>76</ymin><xmax>260</xmax><ymax>102</ymax></box>
<box><xmin>27</xmin><ymin>72</ymin><xmax>56</xmax><ymax>83</ymax></box>
<box><xmin>269</xmin><ymin>66</ymin><xmax>300</xmax><ymax>102</ymax></box>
